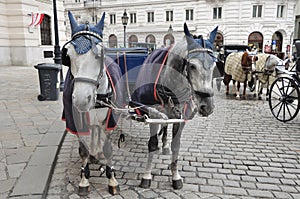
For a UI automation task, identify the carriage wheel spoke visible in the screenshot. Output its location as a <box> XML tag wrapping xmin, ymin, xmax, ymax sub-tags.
<box><xmin>276</xmin><ymin>101</ymin><xmax>284</xmax><ymax>119</ymax></box>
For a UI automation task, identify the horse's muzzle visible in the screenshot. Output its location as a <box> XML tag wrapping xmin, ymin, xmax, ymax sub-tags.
<box><xmin>195</xmin><ymin>95</ymin><xmax>214</xmax><ymax>117</ymax></box>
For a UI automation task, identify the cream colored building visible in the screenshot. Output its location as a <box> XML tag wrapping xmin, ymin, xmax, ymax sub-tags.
<box><xmin>0</xmin><ymin>0</ymin><xmax>66</xmax><ymax>66</ymax></box>
<box><xmin>1</xmin><ymin>0</ymin><xmax>299</xmax><ymax>67</ymax></box>
<box><xmin>64</xmin><ymin>0</ymin><xmax>298</xmax><ymax>56</ymax></box>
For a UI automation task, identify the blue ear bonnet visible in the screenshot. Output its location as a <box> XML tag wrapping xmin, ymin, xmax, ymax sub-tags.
<box><xmin>71</xmin><ymin>24</ymin><xmax>102</xmax><ymax>54</ymax></box>
<box><xmin>68</xmin><ymin>11</ymin><xmax>105</xmax><ymax>54</ymax></box>
<box><xmin>194</xmin><ymin>39</ymin><xmax>214</xmax><ymax>50</ymax></box>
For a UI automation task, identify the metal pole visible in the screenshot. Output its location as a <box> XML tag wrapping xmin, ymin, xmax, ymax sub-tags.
<box><xmin>53</xmin><ymin>0</ymin><xmax>64</xmax><ymax>91</ymax></box>
<box><xmin>124</xmin><ymin>25</ymin><xmax>126</xmax><ymax>48</ymax></box>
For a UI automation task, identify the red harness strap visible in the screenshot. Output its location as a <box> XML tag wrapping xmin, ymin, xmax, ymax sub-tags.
<box><xmin>153</xmin><ymin>46</ymin><xmax>173</xmax><ymax>102</ymax></box>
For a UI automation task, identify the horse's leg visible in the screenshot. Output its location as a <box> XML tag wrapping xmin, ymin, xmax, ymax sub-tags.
<box><xmin>170</xmin><ymin>122</ymin><xmax>185</xmax><ymax>189</ymax></box>
<box><xmin>78</xmin><ymin>138</ymin><xmax>90</xmax><ymax>196</ymax></box>
<box><xmin>234</xmin><ymin>80</ymin><xmax>240</xmax><ymax>99</ymax></box>
<box><xmin>160</xmin><ymin>125</ymin><xmax>170</xmax><ymax>155</ymax></box>
<box><xmin>103</xmin><ymin>133</ymin><xmax>120</xmax><ymax>195</ymax></box>
<box><xmin>89</xmin><ymin>125</ymin><xmax>101</xmax><ymax>163</ymax></box>
<box><xmin>243</xmin><ymin>79</ymin><xmax>247</xmax><ymax>99</ymax></box>
<box><xmin>140</xmin><ymin>123</ymin><xmax>160</xmax><ymax>188</ymax></box>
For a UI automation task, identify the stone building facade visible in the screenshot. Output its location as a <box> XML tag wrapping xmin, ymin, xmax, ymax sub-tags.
<box><xmin>0</xmin><ymin>0</ymin><xmax>65</xmax><ymax>66</ymax></box>
<box><xmin>64</xmin><ymin>0</ymin><xmax>298</xmax><ymax>56</ymax></box>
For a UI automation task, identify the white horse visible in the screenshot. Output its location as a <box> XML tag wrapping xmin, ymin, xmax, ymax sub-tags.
<box><xmin>62</xmin><ymin>11</ymin><xmax>218</xmax><ymax>195</ymax></box>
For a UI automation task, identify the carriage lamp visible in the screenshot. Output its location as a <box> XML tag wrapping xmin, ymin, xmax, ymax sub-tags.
<box><xmin>121</xmin><ymin>9</ymin><xmax>129</xmax><ymax>47</ymax></box>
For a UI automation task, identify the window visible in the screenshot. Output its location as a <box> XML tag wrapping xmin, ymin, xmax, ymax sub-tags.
<box><xmin>108</xmin><ymin>34</ymin><xmax>118</xmax><ymax>48</ymax></box>
<box><xmin>40</xmin><ymin>14</ymin><xmax>51</xmax><ymax>45</ymax></box>
<box><xmin>110</xmin><ymin>14</ymin><xmax>116</xmax><ymax>24</ymax></box>
<box><xmin>130</xmin><ymin>13</ymin><xmax>136</xmax><ymax>24</ymax></box>
<box><xmin>213</xmin><ymin>7</ymin><xmax>222</xmax><ymax>19</ymax></box>
<box><xmin>75</xmin><ymin>0</ymin><xmax>80</xmax><ymax>2</ymax></box>
<box><xmin>277</xmin><ymin>5</ymin><xmax>285</xmax><ymax>18</ymax></box>
<box><xmin>252</xmin><ymin>5</ymin><xmax>263</xmax><ymax>18</ymax></box>
<box><xmin>147</xmin><ymin>12</ymin><xmax>154</xmax><ymax>23</ymax></box>
<box><xmin>166</xmin><ymin>10</ymin><xmax>173</xmax><ymax>22</ymax></box>
<box><xmin>186</xmin><ymin>9</ymin><xmax>193</xmax><ymax>21</ymax></box>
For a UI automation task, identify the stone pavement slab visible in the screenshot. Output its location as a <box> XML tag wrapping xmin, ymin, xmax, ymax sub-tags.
<box><xmin>0</xmin><ymin>66</ymin><xmax>66</xmax><ymax>198</ymax></box>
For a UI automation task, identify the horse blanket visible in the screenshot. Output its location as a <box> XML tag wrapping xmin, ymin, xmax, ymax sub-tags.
<box><xmin>131</xmin><ymin>47</ymin><xmax>195</xmax><ymax>120</ymax></box>
<box><xmin>225</xmin><ymin>52</ymin><xmax>275</xmax><ymax>84</ymax></box>
<box><xmin>225</xmin><ymin>52</ymin><xmax>252</xmax><ymax>82</ymax></box>
<box><xmin>62</xmin><ymin>56</ymin><xmax>123</xmax><ymax>135</ymax></box>
<box><xmin>255</xmin><ymin>54</ymin><xmax>276</xmax><ymax>84</ymax></box>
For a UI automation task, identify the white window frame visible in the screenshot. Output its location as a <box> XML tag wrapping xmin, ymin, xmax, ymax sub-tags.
<box><xmin>213</xmin><ymin>7</ymin><xmax>222</xmax><ymax>19</ymax></box>
<box><xmin>186</xmin><ymin>9</ymin><xmax>194</xmax><ymax>21</ymax></box>
<box><xmin>130</xmin><ymin>13</ymin><xmax>137</xmax><ymax>24</ymax></box>
<box><xmin>277</xmin><ymin>4</ymin><xmax>285</xmax><ymax>18</ymax></box>
<box><xmin>166</xmin><ymin>10</ymin><xmax>173</xmax><ymax>22</ymax></box>
<box><xmin>252</xmin><ymin>5</ymin><xmax>263</xmax><ymax>18</ymax></box>
<box><xmin>109</xmin><ymin>14</ymin><xmax>116</xmax><ymax>25</ymax></box>
<box><xmin>147</xmin><ymin>12</ymin><xmax>154</xmax><ymax>23</ymax></box>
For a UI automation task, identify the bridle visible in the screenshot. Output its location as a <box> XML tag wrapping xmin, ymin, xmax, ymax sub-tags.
<box><xmin>62</xmin><ymin>28</ymin><xmax>105</xmax><ymax>88</ymax></box>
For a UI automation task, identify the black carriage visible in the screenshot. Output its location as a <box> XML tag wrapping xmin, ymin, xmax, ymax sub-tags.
<box><xmin>268</xmin><ymin>41</ymin><xmax>300</xmax><ymax>122</ymax></box>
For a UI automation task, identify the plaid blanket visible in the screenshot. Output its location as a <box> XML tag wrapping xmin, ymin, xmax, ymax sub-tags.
<box><xmin>225</xmin><ymin>52</ymin><xmax>275</xmax><ymax>84</ymax></box>
<box><xmin>225</xmin><ymin>52</ymin><xmax>251</xmax><ymax>82</ymax></box>
<box><xmin>255</xmin><ymin>54</ymin><xmax>276</xmax><ymax>84</ymax></box>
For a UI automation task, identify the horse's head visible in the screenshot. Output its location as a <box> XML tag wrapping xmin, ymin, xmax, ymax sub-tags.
<box><xmin>241</xmin><ymin>50</ymin><xmax>258</xmax><ymax>72</ymax></box>
<box><xmin>183</xmin><ymin>24</ymin><xmax>218</xmax><ymax>116</ymax></box>
<box><xmin>64</xmin><ymin>11</ymin><xmax>106</xmax><ymax>111</ymax></box>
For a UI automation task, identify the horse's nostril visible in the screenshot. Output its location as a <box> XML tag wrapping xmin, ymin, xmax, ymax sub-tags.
<box><xmin>87</xmin><ymin>95</ymin><xmax>92</xmax><ymax>103</ymax></box>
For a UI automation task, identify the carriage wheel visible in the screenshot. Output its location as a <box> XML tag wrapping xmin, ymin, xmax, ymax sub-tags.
<box><xmin>268</xmin><ymin>76</ymin><xmax>300</xmax><ymax>122</ymax></box>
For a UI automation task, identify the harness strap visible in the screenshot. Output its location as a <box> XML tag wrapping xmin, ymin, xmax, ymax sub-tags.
<box><xmin>73</xmin><ymin>77</ymin><xmax>99</xmax><ymax>87</ymax></box>
<box><xmin>154</xmin><ymin>46</ymin><xmax>172</xmax><ymax>102</ymax></box>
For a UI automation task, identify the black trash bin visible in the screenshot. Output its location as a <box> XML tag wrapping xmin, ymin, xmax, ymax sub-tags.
<box><xmin>34</xmin><ymin>63</ymin><xmax>61</xmax><ymax>101</ymax></box>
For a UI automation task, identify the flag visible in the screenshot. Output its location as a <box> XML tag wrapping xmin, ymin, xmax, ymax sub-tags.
<box><xmin>29</xmin><ymin>12</ymin><xmax>45</xmax><ymax>26</ymax></box>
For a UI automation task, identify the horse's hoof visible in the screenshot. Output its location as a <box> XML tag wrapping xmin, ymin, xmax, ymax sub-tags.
<box><xmin>108</xmin><ymin>185</ymin><xmax>120</xmax><ymax>195</ymax></box>
<box><xmin>140</xmin><ymin>178</ymin><xmax>151</xmax><ymax>188</ymax></box>
<box><xmin>172</xmin><ymin>179</ymin><xmax>183</xmax><ymax>189</ymax></box>
<box><xmin>78</xmin><ymin>186</ymin><xmax>89</xmax><ymax>196</ymax></box>
<box><xmin>253</xmin><ymin>94</ymin><xmax>257</xmax><ymax>98</ymax></box>
<box><xmin>162</xmin><ymin>148</ymin><xmax>170</xmax><ymax>155</ymax></box>
<box><xmin>226</xmin><ymin>92</ymin><xmax>229</xmax><ymax>95</ymax></box>
<box><xmin>258</xmin><ymin>96</ymin><xmax>262</xmax><ymax>100</ymax></box>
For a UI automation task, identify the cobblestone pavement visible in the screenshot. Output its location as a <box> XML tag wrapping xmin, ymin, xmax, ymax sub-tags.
<box><xmin>47</xmin><ymin>83</ymin><xmax>300</xmax><ymax>199</ymax></box>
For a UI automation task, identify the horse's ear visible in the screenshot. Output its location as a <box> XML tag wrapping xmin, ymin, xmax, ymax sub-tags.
<box><xmin>68</xmin><ymin>11</ymin><xmax>78</xmax><ymax>33</ymax></box>
<box><xmin>95</xmin><ymin>12</ymin><xmax>105</xmax><ymax>33</ymax></box>
<box><xmin>208</xmin><ymin>26</ymin><xmax>218</xmax><ymax>43</ymax></box>
<box><xmin>184</xmin><ymin>23</ymin><xmax>192</xmax><ymax>38</ymax></box>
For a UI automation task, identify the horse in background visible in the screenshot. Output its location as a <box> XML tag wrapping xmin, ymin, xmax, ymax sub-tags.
<box><xmin>223</xmin><ymin>50</ymin><xmax>258</xmax><ymax>99</ymax></box>
<box><xmin>252</xmin><ymin>54</ymin><xmax>289</xmax><ymax>100</ymax></box>
<box><xmin>62</xmin><ymin>9</ymin><xmax>218</xmax><ymax>195</ymax></box>
<box><xmin>223</xmin><ymin>50</ymin><xmax>287</xmax><ymax>100</ymax></box>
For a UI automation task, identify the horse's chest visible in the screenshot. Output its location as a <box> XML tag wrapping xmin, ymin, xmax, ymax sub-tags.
<box><xmin>89</xmin><ymin>108</ymin><xmax>109</xmax><ymax>126</ymax></box>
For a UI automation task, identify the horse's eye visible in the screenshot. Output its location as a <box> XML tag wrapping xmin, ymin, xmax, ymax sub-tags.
<box><xmin>190</xmin><ymin>64</ymin><xmax>196</xmax><ymax>70</ymax></box>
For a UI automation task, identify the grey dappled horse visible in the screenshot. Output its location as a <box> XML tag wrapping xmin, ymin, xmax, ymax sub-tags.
<box><xmin>63</xmin><ymin>10</ymin><xmax>217</xmax><ymax>195</ymax></box>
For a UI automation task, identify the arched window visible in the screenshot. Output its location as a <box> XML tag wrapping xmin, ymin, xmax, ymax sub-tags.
<box><xmin>215</xmin><ymin>32</ymin><xmax>223</xmax><ymax>50</ymax></box>
<box><xmin>40</xmin><ymin>14</ymin><xmax>52</xmax><ymax>45</ymax></box>
<box><xmin>128</xmin><ymin>35</ymin><xmax>138</xmax><ymax>47</ymax></box>
<box><xmin>248</xmin><ymin>32</ymin><xmax>263</xmax><ymax>52</ymax></box>
<box><xmin>108</xmin><ymin>34</ymin><xmax>118</xmax><ymax>48</ymax></box>
<box><xmin>145</xmin><ymin>34</ymin><xmax>156</xmax><ymax>44</ymax></box>
<box><xmin>163</xmin><ymin>34</ymin><xmax>175</xmax><ymax>46</ymax></box>
<box><xmin>272</xmin><ymin>31</ymin><xmax>283</xmax><ymax>52</ymax></box>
